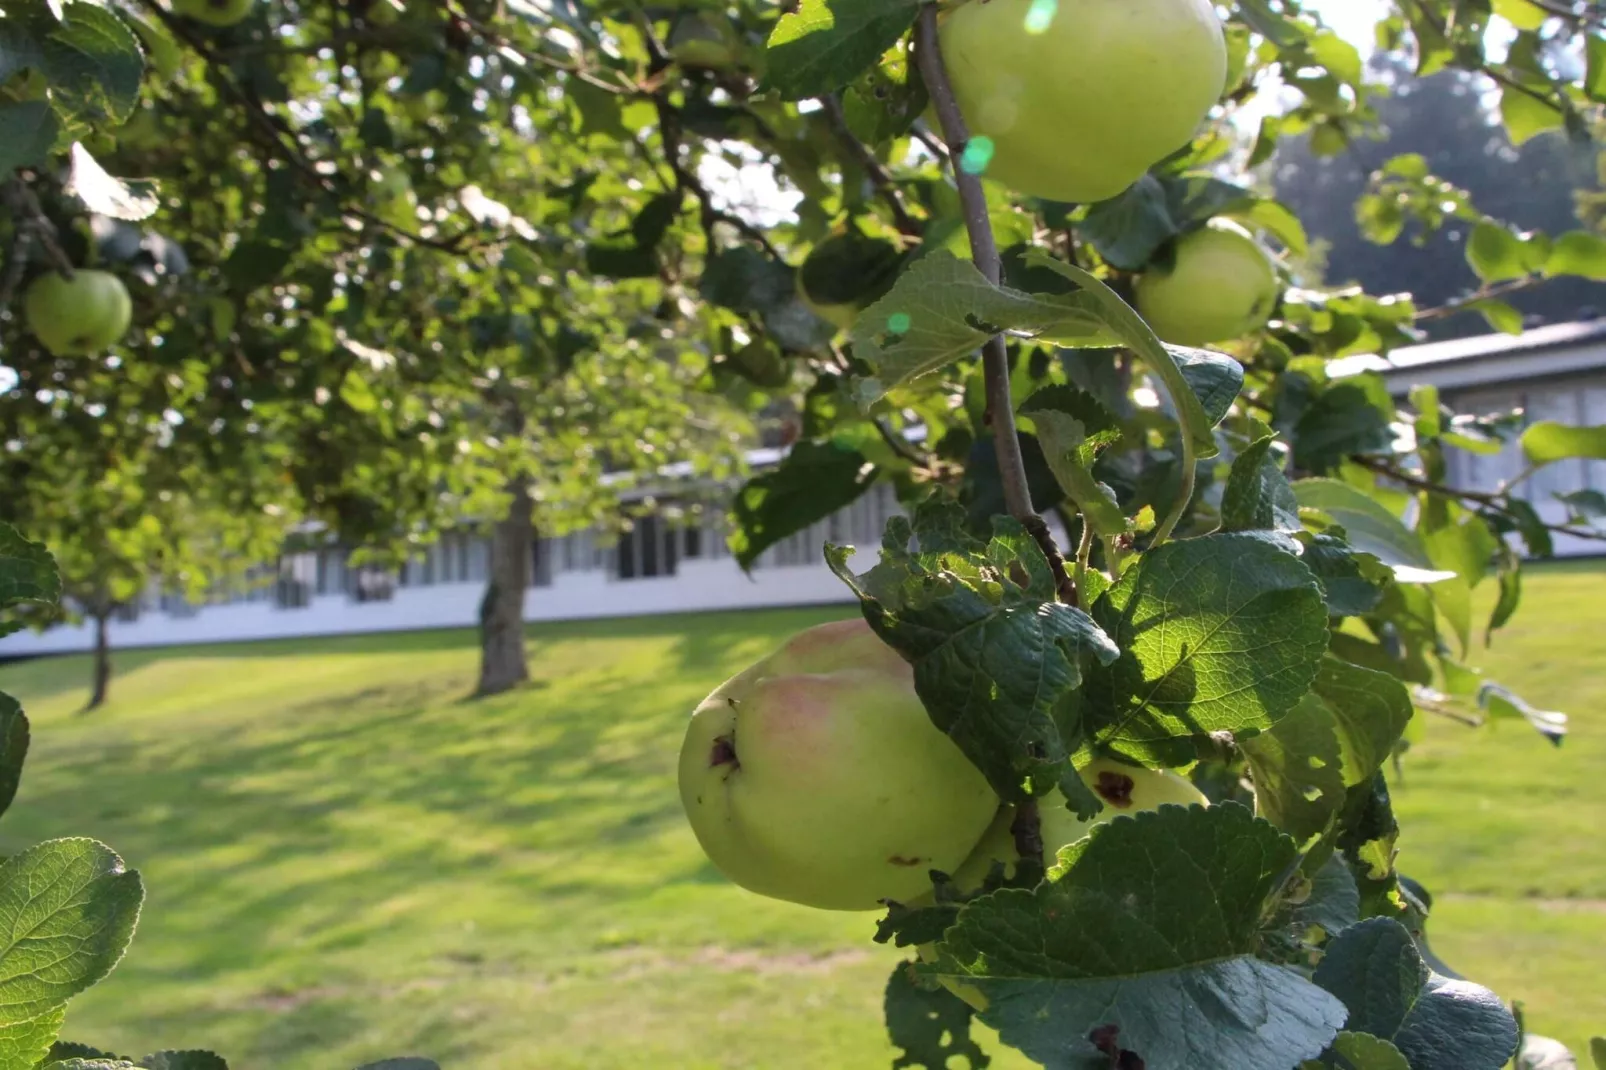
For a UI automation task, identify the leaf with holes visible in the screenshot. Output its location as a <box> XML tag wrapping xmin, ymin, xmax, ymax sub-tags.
<box><xmin>765</xmin><ymin>0</ymin><xmax>920</xmax><ymax>100</ymax></box>
<box><xmin>884</xmin><ymin>961</ymin><xmax>989</xmax><ymax>1070</ymax></box>
<box><xmin>1243</xmin><ymin>692</ymin><xmax>1347</xmax><ymax>844</ymax></box>
<box><xmin>828</xmin><ymin>499</ymin><xmax>1119</xmax><ymax>800</ymax></box>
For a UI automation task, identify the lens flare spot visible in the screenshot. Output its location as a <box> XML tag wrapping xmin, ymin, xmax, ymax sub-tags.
<box><xmin>887</xmin><ymin>312</ymin><xmax>912</xmax><ymax>335</ymax></box>
<box><xmin>959</xmin><ymin>137</ymin><xmax>995</xmax><ymax>176</ymax></box>
<box><xmin>1023</xmin><ymin>0</ymin><xmax>1057</xmax><ymax>34</ymax></box>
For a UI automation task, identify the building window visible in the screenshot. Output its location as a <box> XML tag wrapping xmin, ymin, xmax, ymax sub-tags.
<box><xmin>348</xmin><ymin>567</ymin><xmax>396</xmax><ymax>603</ymax></box>
<box><xmin>530</xmin><ymin>537</ymin><xmax>554</xmax><ymax>587</ymax></box>
<box><xmin>684</xmin><ymin>524</ymin><xmax>703</xmax><ymax>560</ymax></box>
<box><xmin>617</xmin><ymin>514</ymin><xmax>678</xmax><ymax>581</ymax></box>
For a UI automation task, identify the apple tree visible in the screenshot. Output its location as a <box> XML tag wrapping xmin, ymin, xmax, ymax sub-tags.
<box><xmin>658</xmin><ymin>0</ymin><xmax>1606</xmax><ymax>1067</ymax></box>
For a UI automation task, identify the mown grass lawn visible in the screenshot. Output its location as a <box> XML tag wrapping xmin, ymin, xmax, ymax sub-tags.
<box><xmin>0</xmin><ymin>565</ymin><xmax>1601</xmax><ymax>1068</ymax></box>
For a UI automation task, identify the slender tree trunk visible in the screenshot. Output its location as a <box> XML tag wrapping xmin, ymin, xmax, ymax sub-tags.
<box><xmin>476</xmin><ymin>482</ymin><xmax>533</xmax><ymax>696</ymax></box>
<box><xmin>84</xmin><ymin>609</ymin><xmax>112</xmax><ymax>712</ymax></box>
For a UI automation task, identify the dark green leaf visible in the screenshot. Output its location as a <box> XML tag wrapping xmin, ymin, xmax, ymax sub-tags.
<box><xmin>0</xmin><ymin>102</ymin><xmax>58</xmax><ymax>177</ymax></box>
<box><xmin>222</xmin><ymin>239</ymin><xmax>293</xmax><ymax>294</ymax></box>
<box><xmin>765</xmin><ymin>0</ymin><xmax>920</xmax><ymax>101</ymax></box>
<box><xmin>828</xmin><ymin>500</ymin><xmax>1120</xmax><ymax>800</ymax></box>
<box><xmin>0</xmin><ymin>839</ymin><xmax>143</xmax><ymax>1026</ymax></box>
<box><xmin>1080</xmin><ymin>175</ymin><xmax>1176</xmax><ymax>271</ymax></box>
<box><xmin>729</xmin><ymin>441</ymin><xmax>877</xmax><ymax>570</ymax></box>
<box><xmin>1322</xmin><ymin>1031</ymin><xmax>1411</xmax><ymax>1069</ymax></box>
<box><xmin>1313</xmin><ymin>918</ymin><xmax>1518</xmax><ymax>1070</ymax></box>
<box><xmin>138</xmin><ymin>1055</ymin><xmax>228</xmax><ymax>1070</ymax></box>
<box><xmin>842</xmin><ymin>45</ymin><xmax>926</xmax><ymax>144</ymax></box>
<box><xmin>884</xmin><ymin>962</ymin><xmax>990</xmax><ymax>1070</ymax></box>
<box><xmin>1082</xmin><ymin>533</ymin><xmax>1329</xmax><ymax>763</ymax></box>
<box><xmin>352</xmin><ymin>1060</ymin><xmax>440</xmax><ymax>1070</ymax></box>
<box><xmin>1295</xmin><ymin>854</ymin><xmax>1361</xmax><ymax>938</ymax></box>
<box><xmin>932</xmin><ymin>806</ymin><xmax>1346</xmax><ymax>1070</ymax></box>
<box><xmin>0</xmin><ymin>695</ymin><xmax>29</xmax><ymax>824</ymax></box>
<box><xmin>1589</xmin><ymin>1036</ymin><xmax>1604</xmax><ymax>1070</ymax></box>
<box><xmin>0</xmin><ymin>524</ymin><xmax>62</xmax><ymax>613</ymax></box>
<box><xmin>1295</xmin><ymin>533</ymin><xmax>1389</xmax><ymax>618</ymax></box>
<box><xmin>1018</xmin><ymin>386</ymin><xmax>1127</xmax><ymax>537</ymax></box>
<box><xmin>1172</xmin><ymin>347</ymin><xmax>1246</xmax><ymax>428</ymax></box>
<box><xmin>38</xmin><ymin>3</ymin><xmax>143</xmax><ymax>124</ymax></box>
<box><xmin>1222</xmin><ymin>435</ymin><xmax>1300</xmax><ymax>533</ymax></box>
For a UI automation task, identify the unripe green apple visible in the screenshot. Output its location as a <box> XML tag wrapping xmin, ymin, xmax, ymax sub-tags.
<box><xmin>922</xmin><ymin>757</ymin><xmax>1207</xmax><ymax>1010</ymax></box>
<box><xmin>668</xmin><ymin>15</ymin><xmax>744</xmax><ymax>72</ymax></box>
<box><xmin>678</xmin><ymin>619</ymin><xmax>998</xmax><ymax>911</ymax></box>
<box><xmin>796</xmin><ymin>232</ymin><xmax>904</xmax><ymax>334</ymax></box>
<box><xmin>938</xmin><ymin>0</ymin><xmax>1226</xmax><ymax>204</ymax></box>
<box><xmin>173</xmin><ymin>0</ymin><xmax>255</xmax><ymax>27</ymax></box>
<box><xmin>24</xmin><ymin>270</ymin><xmax>132</xmax><ymax>357</ymax></box>
<box><xmin>1135</xmin><ymin>221</ymin><xmax>1279</xmax><ymax>346</ymax></box>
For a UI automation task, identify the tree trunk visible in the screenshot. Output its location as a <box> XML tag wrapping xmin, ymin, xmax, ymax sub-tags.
<box><xmin>476</xmin><ymin>482</ymin><xmax>533</xmax><ymax>696</ymax></box>
<box><xmin>84</xmin><ymin>609</ymin><xmax>112</xmax><ymax>712</ymax></box>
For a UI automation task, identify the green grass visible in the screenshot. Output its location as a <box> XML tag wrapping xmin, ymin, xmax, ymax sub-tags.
<box><xmin>0</xmin><ymin>564</ymin><xmax>1602</xmax><ymax>1067</ymax></box>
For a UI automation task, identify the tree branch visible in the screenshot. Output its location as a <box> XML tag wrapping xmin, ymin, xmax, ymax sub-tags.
<box><xmin>1352</xmin><ymin>455</ymin><xmax>1606</xmax><ymax>544</ymax></box>
<box><xmin>1</xmin><ymin>177</ymin><xmax>75</xmax><ymax>312</ymax></box>
<box><xmin>818</xmin><ymin>94</ymin><xmax>919</xmax><ymax>236</ymax></box>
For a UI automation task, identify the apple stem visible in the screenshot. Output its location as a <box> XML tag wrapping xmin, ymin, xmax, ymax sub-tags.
<box><xmin>912</xmin><ymin>6</ymin><xmax>1075</xmax><ymax>610</ymax></box>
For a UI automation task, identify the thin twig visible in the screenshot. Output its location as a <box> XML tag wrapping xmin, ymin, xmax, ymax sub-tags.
<box><xmin>1353</xmin><ymin>455</ymin><xmax>1606</xmax><ymax>544</ymax></box>
<box><xmin>819</xmin><ymin>94</ymin><xmax>919</xmax><ymax>235</ymax></box>
<box><xmin>2</xmin><ymin>177</ymin><xmax>75</xmax><ymax>286</ymax></box>
<box><xmin>1414</xmin><ymin>275</ymin><xmax>1546</xmax><ymax>323</ymax></box>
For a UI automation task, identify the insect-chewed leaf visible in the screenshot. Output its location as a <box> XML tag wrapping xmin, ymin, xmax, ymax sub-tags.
<box><xmin>927</xmin><ymin>805</ymin><xmax>1346</xmax><ymax>1070</ymax></box>
<box><xmin>827</xmin><ymin>499</ymin><xmax>1119</xmax><ymax>799</ymax></box>
<box><xmin>883</xmin><ymin>961</ymin><xmax>989</xmax><ymax>1070</ymax></box>
<box><xmin>765</xmin><ymin>0</ymin><xmax>920</xmax><ymax>101</ymax></box>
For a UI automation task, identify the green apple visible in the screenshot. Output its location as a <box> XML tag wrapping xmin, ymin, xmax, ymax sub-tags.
<box><xmin>668</xmin><ymin>15</ymin><xmax>744</xmax><ymax>72</ymax></box>
<box><xmin>173</xmin><ymin>0</ymin><xmax>255</xmax><ymax>27</ymax></box>
<box><xmin>678</xmin><ymin>619</ymin><xmax>998</xmax><ymax>911</ymax></box>
<box><xmin>922</xmin><ymin>757</ymin><xmax>1207</xmax><ymax>1010</ymax></box>
<box><xmin>24</xmin><ymin>270</ymin><xmax>132</xmax><ymax>357</ymax></box>
<box><xmin>796</xmin><ymin>232</ymin><xmax>904</xmax><ymax>334</ymax></box>
<box><xmin>1135</xmin><ymin>221</ymin><xmax>1280</xmax><ymax>346</ymax></box>
<box><xmin>938</xmin><ymin>0</ymin><xmax>1227</xmax><ymax>203</ymax></box>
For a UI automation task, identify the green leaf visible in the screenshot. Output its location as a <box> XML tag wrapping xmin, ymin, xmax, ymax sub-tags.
<box><xmin>1294</xmin><ymin>479</ymin><xmax>1434</xmax><ymax>570</ymax></box>
<box><xmin>1310</xmin><ymin>656</ymin><xmax>1414</xmax><ymax>786</ymax></box>
<box><xmin>351</xmin><ymin>1060</ymin><xmax>441</xmax><ymax>1070</ymax></box>
<box><xmin>765</xmin><ymin>0</ymin><xmax>919</xmax><ymax>101</ymax></box>
<box><xmin>1313</xmin><ymin>917</ymin><xmax>1518</xmax><ymax>1070</ymax></box>
<box><xmin>702</xmin><ymin>247</ymin><xmax>836</xmax><ymax>353</ymax></box>
<box><xmin>828</xmin><ymin>500</ymin><xmax>1120</xmax><ymax>800</ymax></box>
<box><xmin>729</xmin><ymin>441</ymin><xmax>877</xmax><ymax>570</ymax></box>
<box><xmin>41</xmin><ymin>1060</ymin><xmax>136</xmax><ymax>1070</ymax></box>
<box><xmin>1079</xmin><ymin>175</ymin><xmax>1176</xmax><ymax>271</ymax></box>
<box><xmin>842</xmin><ymin>45</ymin><xmax>927</xmax><ymax>144</ymax></box>
<box><xmin>1500</xmin><ymin>85</ymin><xmax>1564</xmax><ymax>146</ymax></box>
<box><xmin>1295</xmin><ymin>854</ymin><xmax>1361</xmax><ymax>938</ymax></box>
<box><xmin>0</xmin><ymin>524</ymin><xmax>62</xmax><ymax>613</ymax></box>
<box><xmin>1521</xmin><ymin>421</ymin><xmax>1606</xmax><ymax>465</ymax></box>
<box><xmin>848</xmin><ymin>252</ymin><xmax>1115</xmax><ymax>404</ymax></box>
<box><xmin>1082</xmin><ymin>533</ymin><xmax>1330</xmax><ymax>763</ymax></box>
<box><xmin>0</xmin><ymin>1007</ymin><xmax>65</xmax><ymax>1070</ymax></box>
<box><xmin>1172</xmin><ymin>347</ymin><xmax>1246</xmax><ymax>429</ymax></box>
<box><xmin>38</xmin><ymin>2</ymin><xmax>144</xmax><ymax>124</ymax></box>
<box><xmin>222</xmin><ymin>239</ymin><xmax>292</xmax><ymax>294</ymax></box>
<box><xmin>63</xmin><ymin>143</ymin><xmax>158</xmax><ymax>221</ymax></box>
<box><xmin>1325</xmin><ymin>1031</ymin><xmax>1411</xmax><ymax>1070</ymax></box>
<box><xmin>0</xmin><ymin>696</ymin><xmax>29</xmax><ymax>824</ymax></box>
<box><xmin>931</xmin><ymin>805</ymin><xmax>1346</xmax><ymax>1070</ymax></box>
<box><xmin>1472</xmin><ymin>298</ymin><xmax>1524</xmax><ymax>335</ymax></box>
<box><xmin>883</xmin><ymin>962</ymin><xmax>989</xmax><ymax>1070</ymax></box>
<box><xmin>1544</xmin><ymin>231</ymin><xmax>1606</xmax><ymax>280</ymax></box>
<box><xmin>0</xmin><ymin>839</ymin><xmax>144</xmax><ymax>1026</ymax></box>
<box><xmin>1466</xmin><ymin>220</ymin><xmax>1529</xmax><ymax>282</ymax></box>
<box><xmin>0</xmin><ymin>102</ymin><xmax>59</xmax><ymax>177</ymax></box>
<box><xmin>138</xmin><ymin>1054</ymin><xmax>228</xmax><ymax>1070</ymax></box>
<box><xmin>1421</xmin><ymin>498</ymin><xmax>1499</xmax><ymax>655</ymax></box>
<box><xmin>1242</xmin><ymin>692</ymin><xmax>1347</xmax><ymax>843</ymax></box>
<box><xmin>1022</xmin><ymin>250</ymin><xmax>1222</xmax><ymax>457</ymax></box>
<box><xmin>1295</xmin><ymin>533</ymin><xmax>1389</xmax><ymax>618</ymax></box>
<box><xmin>1589</xmin><ymin>1036</ymin><xmax>1605</xmax><ymax>1070</ymax></box>
<box><xmin>1018</xmin><ymin>386</ymin><xmax>1128</xmax><ymax>537</ymax></box>
<box><xmin>1478</xmin><ymin>682</ymin><xmax>1567</xmax><ymax>744</ymax></box>
<box><xmin>1223</xmin><ymin>197</ymin><xmax>1311</xmax><ymax>257</ymax></box>
<box><xmin>1222</xmin><ymin>435</ymin><xmax>1300</xmax><ymax>533</ymax></box>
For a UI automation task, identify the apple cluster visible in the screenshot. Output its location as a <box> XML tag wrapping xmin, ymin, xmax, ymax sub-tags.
<box><xmin>678</xmin><ymin>620</ymin><xmax>1206</xmax><ymax>912</ymax></box>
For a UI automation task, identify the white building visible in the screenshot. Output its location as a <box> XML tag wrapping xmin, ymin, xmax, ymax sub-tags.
<box><xmin>5</xmin><ymin>323</ymin><xmax>1605</xmax><ymax>657</ymax></box>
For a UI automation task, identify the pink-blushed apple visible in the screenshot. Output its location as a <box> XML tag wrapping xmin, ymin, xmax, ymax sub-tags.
<box><xmin>678</xmin><ymin>619</ymin><xmax>998</xmax><ymax>911</ymax></box>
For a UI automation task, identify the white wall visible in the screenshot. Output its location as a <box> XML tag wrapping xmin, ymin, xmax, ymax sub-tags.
<box><xmin>0</xmin><ymin>556</ymin><xmax>859</xmax><ymax>657</ymax></box>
